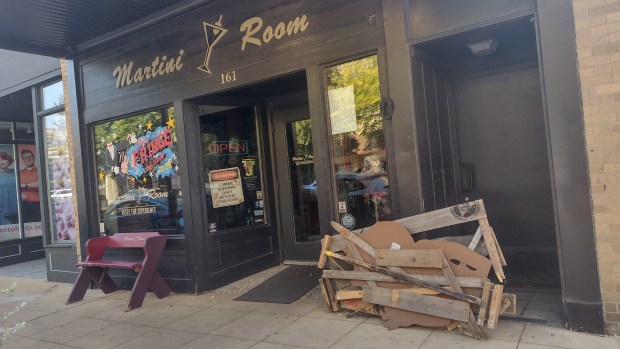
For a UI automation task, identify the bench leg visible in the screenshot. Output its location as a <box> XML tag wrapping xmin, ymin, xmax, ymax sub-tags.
<box><xmin>88</xmin><ymin>267</ymin><xmax>119</xmax><ymax>294</ymax></box>
<box><xmin>149</xmin><ymin>271</ymin><xmax>172</xmax><ymax>299</ymax></box>
<box><xmin>67</xmin><ymin>269</ymin><xmax>91</xmax><ymax>304</ymax></box>
<box><xmin>126</xmin><ymin>268</ymin><xmax>155</xmax><ymax>310</ymax></box>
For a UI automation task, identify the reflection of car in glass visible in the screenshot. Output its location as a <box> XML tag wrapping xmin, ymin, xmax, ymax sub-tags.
<box><xmin>102</xmin><ymin>189</ymin><xmax>183</xmax><ymax>234</ymax></box>
<box><xmin>50</xmin><ymin>189</ymin><xmax>72</xmax><ymax>198</ymax></box>
<box><xmin>302</xmin><ymin>172</ymin><xmax>391</xmax><ymax>227</ymax></box>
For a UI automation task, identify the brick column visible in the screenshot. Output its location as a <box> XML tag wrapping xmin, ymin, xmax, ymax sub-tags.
<box><xmin>60</xmin><ymin>59</ymin><xmax>80</xmax><ymax>259</ymax></box>
<box><xmin>573</xmin><ymin>0</ymin><xmax>620</xmax><ymax>335</ymax></box>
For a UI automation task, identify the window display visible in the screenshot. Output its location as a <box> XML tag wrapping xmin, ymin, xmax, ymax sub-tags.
<box><xmin>326</xmin><ymin>55</ymin><xmax>392</xmax><ymax>229</ymax></box>
<box><xmin>200</xmin><ymin>106</ymin><xmax>265</xmax><ymax>231</ymax></box>
<box><xmin>44</xmin><ymin>112</ymin><xmax>75</xmax><ymax>241</ymax></box>
<box><xmin>0</xmin><ymin>124</ymin><xmax>43</xmax><ymax>241</ymax></box>
<box><xmin>94</xmin><ymin>107</ymin><xmax>183</xmax><ymax>235</ymax></box>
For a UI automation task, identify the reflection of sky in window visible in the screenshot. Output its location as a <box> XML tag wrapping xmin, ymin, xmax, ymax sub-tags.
<box><xmin>42</xmin><ymin>81</ymin><xmax>64</xmax><ymax>110</ymax></box>
<box><xmin>45</xmin><ymin>112</ymin><xmax>67</xmax><ymax>147</ymax></box>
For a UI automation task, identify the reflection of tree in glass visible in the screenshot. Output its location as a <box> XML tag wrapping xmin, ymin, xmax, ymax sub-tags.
<box><xmin>45</xmin><ymin>112</ymin><xmax>69</xmax><ymax>155</ymax></box>
<box><xmin>294</xmin><ymin>119</ymin><xmax>313</xmax><ymax>157</ymax></box>
<box><xmin>327</xmin><ymin>56</ymin><xmax>384</xmax><ymax>151</ymax></box>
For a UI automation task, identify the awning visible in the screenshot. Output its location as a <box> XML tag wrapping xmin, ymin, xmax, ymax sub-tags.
<box><xmin>0</xmin><ymin>0</ymin><xmax>209</xmax><ymax>58</ymax></box>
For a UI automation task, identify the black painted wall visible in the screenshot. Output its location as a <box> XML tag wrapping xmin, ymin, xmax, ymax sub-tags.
<box><xmin>69</xmin><ymin>0</ymin><xmax>385</xmax><ymax>292</ymax></box>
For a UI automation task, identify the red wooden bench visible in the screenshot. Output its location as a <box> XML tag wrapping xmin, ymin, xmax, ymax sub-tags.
<box><xmin>66</xmin><ymin>232</ymin><xmax>171</xmax><ymax>310</ymax></box>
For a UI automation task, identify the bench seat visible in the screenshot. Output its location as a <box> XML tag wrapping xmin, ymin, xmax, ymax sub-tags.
<box><xmin>77</xmin><ymin>260</ymin><xmax>143</xmax><ymax>270</ymax></box>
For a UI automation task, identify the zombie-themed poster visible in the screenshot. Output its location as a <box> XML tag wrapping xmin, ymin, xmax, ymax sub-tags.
<box><xmin>0</xmin><ymin>145</ymin><xmax>21</xmax><ymax>241</ymax></box>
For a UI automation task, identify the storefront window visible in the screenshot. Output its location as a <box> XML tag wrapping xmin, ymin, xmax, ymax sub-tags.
<box><xmin>200</xmin><ymin>106</ymin><xmax>265</xmax><ymax>231</ymax></box>
<box><xmin>42</xmin><ymin>81</ymin><xmax>64</xmax><ymax>110</ymax></box>
<box><xmin>94</xmin><ymin>107</ymin><xmax>183</xmax><ymax>235</ymax></box>
<box><xmin>326</xmin><ymin>55</ymin><xmax>392</xmax><ymax>230</ymax></box>
<box><xmin>44</xmin><ymin>112</ymin><xmax>75</xmax><ymax>241</ymax></box>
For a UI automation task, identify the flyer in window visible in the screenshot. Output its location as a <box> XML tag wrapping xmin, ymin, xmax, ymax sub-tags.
<box><xmin>209</xmin><ymin>167</ymin><xmax>244</xmax><ymax>208</ymax></box>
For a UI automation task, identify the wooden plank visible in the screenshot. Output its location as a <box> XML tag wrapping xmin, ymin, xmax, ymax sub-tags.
<box><xmin>330</xmin><ymin>235</ymin><xmax>348</xmax><ymax>251</ymax></box>
<box><xmin>489</xmin><ymin>226</ymin><xmax>507</xmax><ymax>266</ymax></box>
<box><xmin>318</xmin><ymin>278</ymin><xmax>333</xmax><ymax>311</ymax></box>
<box><xmin>362</xmin><ymin>286</ymin><xmax>471</xmax><ymax>322</ymax></box>
<box><xmin>318</xmin><ymin>235</ymin><xmax>332</xmax><ymax>269</ymax></box>
<box><xmin>479</xmin><ymin>219</ymin><xmax>505</xmax><ymax>282</ymax></box>
<box><xmin>330</xmin><ymin>222</ymin><xmax>379</xmax><ymax>258</ymax></box>
<box><xmin>487</xmin><ymin>284</ymin><xmax>504</xmax><ymax>329</ymax></box>
<box><xmin>468</xmin><ymin>226</ymin><xmax>482</xmax><ymax>250</ymax></box>
<box><xmin>375</xmin><ymin>249</ymin><xmax>444</xmax><ymax>268</ymax></box>
<box><xmin>322</xmin><ymin>270</ymin><xmax>487</xmax><ymax>288</ymax></box>
<box><xmin>440</xmin><ymin>254</ymin><xmax>486</xmax><ymax>339</ymax></box>
<box><xmin>476</xmin><ymin>281</ymin><xmax>493</xmax><ymax>326</ymax></box>
<box><xmin>336</xmin><ymin>290</ymin><xmax>363</xmax><ymax>300</ymax></box>
<box><xmin>400</xmin><ymin>288</ymin><xmax>440</xmax><ymax>295</ymax></box>
<box><xmin>501</xmin><ymin>293</ymin><xmax>517</xmax><ymax>315</ymax></box>
<box><xmin>325</xmin><ymin>277</ymin><xmax>341</xmax><ymax>312</ymax></box>
<box><xmin>325</xmin><ymin>251</ymin><xmax>481</xmax><ymax>305</ymax></box>
<box><xmin>331</xmin><ymin>221</ymin><xmax>426</xmax><ymax>286</ymax></box>
<box><xmin>343</xmin><ymin>239</ymin><xmax>377</xmax><ymax>287</ymax></box>
<box><xmin>394</xmin><ymin>200</ymin><xmax>487</xmax><ymax>234</ymax></box>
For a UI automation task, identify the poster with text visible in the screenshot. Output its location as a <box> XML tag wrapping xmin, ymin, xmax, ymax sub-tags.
<box><xmin>209</xmin><ymin>167</ymin><xmax>244</xmax><ymax>208</ymax></box>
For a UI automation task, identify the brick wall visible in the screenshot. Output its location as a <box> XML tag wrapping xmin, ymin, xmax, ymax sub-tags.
<box><xmin>573</xmin><ymin>0</ymin><xmax>620</xmax><ymax>335</ymax></box>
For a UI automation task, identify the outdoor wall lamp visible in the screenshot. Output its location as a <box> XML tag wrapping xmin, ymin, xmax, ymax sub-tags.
<box><xmin>467</xmin><ymin>38</ymin><xmax>498</xmax><ymax>56</ymax></box>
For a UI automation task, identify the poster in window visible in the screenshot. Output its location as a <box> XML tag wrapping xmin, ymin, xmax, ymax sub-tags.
<box><xmin>0</xmin><ymin>145</ymin><xmax>20</xmax><ymax>241</ymax></box>
<box><xmin>18</xmin><ymin>144</ymin><xmax>42</xmax><ymax>236</ymax></box>
<box><xmin>209</xmin><ymin>167</ymin><xmax>244</xmax><ymax>208</ymax></box>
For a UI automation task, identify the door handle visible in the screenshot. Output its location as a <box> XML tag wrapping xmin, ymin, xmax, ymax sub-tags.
<box><xmin>460</xmin><ymin>163</ymin><xmax>475</xmax><ymax>192</ymax></box>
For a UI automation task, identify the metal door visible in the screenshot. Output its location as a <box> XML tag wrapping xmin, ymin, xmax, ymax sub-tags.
<box><xmin>271</xmin><ymin>104</ymin><xmax>322</xmax><ymax>261</ymax></box>
<box><xmin>456</xmin><ymin>67</ymin><xmax>560</xmax><ymax>287</ymax></box>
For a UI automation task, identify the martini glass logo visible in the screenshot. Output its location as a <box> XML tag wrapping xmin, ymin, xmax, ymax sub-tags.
<box><xmin>198</xmin><ymin>15</ymin><xmax>228</xmax><ymax>74</ymax></box>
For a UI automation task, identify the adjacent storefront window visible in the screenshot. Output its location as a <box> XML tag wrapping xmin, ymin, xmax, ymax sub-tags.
<box><xmin>42</xmin><ymin>81</ymin><xmax>64</xmax><ymax>110</ymax></box>
<box><xmin>326</xmin><ymin>55</ymin><xmax>392</xmax><ymax>230</ymax></box>
<box><xmin>94</xmin><ymin>107</ymin><xmax>183</xmax><ymax>235</ymax></box>
<box><xmin>0</xmin><ymin>121</ymin><xmax>42</xmax><ymax>241</ymax></box>
<box><xmin>200</xmin><ymin>106</ymin><xmax>265</xmax><ymax>231</ymax></box>
<box><xmin>44</xmin><ymin>112</ymin><xmax>75</xmax><ymax>241</ymax></box>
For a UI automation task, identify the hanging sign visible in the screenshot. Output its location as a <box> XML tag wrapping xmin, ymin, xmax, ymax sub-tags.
<box><xmin>209</xmin><ymin>167</ymin><xmax>245</xmax><ymax>208</ymax></box>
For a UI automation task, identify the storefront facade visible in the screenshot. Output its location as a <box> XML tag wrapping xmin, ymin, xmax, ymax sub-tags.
<box><xmin>0</xmin><ymin>50</ymin><xmax>71</xmax><ymax>268</ymax></box>
<box><xmin>21</xmin><ymin>0</ymin><xmax>602</xmax><ymax>333</ymax></box>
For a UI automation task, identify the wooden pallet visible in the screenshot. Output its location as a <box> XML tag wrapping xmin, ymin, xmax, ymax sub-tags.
<box><xmin>319</xmin><ymin>200</ymin><xmax>516</xmax><ymax>340</ymax></box>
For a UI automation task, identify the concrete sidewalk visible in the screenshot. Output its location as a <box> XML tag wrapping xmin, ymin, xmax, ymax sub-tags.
<box><xmin>0</xmin><ymin>274</ymin><xmax>618</xmax><ymax>349</ymax></box>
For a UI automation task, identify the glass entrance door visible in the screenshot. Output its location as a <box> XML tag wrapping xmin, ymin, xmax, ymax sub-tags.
<box><xmin>272</xmin><ymin>104</ymin><xmax>321</xmax><ymax>261</ymax></box>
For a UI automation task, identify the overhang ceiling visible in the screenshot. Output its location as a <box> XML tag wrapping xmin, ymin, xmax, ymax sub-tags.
<box><xmin>0</xmin><ymin>0</ymin><xmax>209</xmax><ymax>58</ymax></box>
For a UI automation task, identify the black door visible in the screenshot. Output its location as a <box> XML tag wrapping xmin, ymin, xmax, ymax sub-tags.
<box><xmin>271</xmin><ymin>104</ymin><xmax>321</xmax><ymax>261</ymax></box>
<box><xmin>456</xmin><ymin>67</ymin><xmax>560</xmax><ymax>287</ymax></box>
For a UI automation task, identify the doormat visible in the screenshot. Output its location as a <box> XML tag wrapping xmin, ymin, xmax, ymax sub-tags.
<box><xmin>234</xmin><ymin>265</ymin><xmax>320</xmax><ymax>304</ymax></box>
